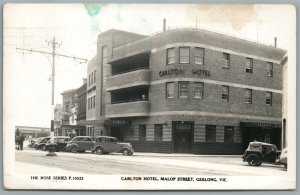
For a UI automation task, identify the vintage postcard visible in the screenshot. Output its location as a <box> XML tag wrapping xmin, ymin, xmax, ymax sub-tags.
<box><xmin>3</xmin><ymin>4</ymin><xmax>296</xmax><ymax>190</ymax></box>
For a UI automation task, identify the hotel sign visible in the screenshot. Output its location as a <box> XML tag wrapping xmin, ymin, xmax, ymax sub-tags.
<box><xmin>104</xmin><ymin>119</ymin><xmax>131</xmax><ymax>126</ymax></box>
<box><xmin>159</xmin><ymin>68</ymin><xmax>211</xmax><ymax>77</ymax></box>
<box><xmin>240</xmin><ymin>122</ymin><xmax>281</xmax><ymax>128</ymax></box>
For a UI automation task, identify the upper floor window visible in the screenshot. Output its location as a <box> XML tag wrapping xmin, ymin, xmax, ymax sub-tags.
<box><xmin>223</xmin><ymin>53</ymin><xmax>230</xmax><ymax>69</ymax></box>
<box><xmin>167</xmin><ymin>48</ymin><xmax>175</xmax><ymax>65</ymax></box>
<box><xmin>154</xmin><ymin>124</ymin><xmax>163</xmax><ymax>141</ymax></box>
<box><xmin>88</xmin><ymin>74</ymin><xmax>91</xmax><ymax>86</ymax></box>
<box><xmin>179</xmin><ymin>47</ymin><xmax>190</xmax><ymax>64</ymax></box>
<box><xmin>91</xmin><ymin>71</ymin><xmax>94</xmax><ymax>85</ymax></box>
<box><xmin>179</xmin><ymin>82</ymin><xmax>189</xmax><ymax>98</ymax></box>
<box><xmin>245</xmin><ymin>89</ymin><xmax>252</xmax><ymax>104</ymax></box>
<box><xmin>222</xmin><ymin>85</ymin><xmax>229</xmax><ymax>101</ymax></box>
<box><xmin>195</xmin><ymin>47</ymin><xmax>204</xmax><ymax>65</ymax></box>
<box><xmin>246</xmin><ymin>58</ymin><xmax>253</xmax><ymax>73</ymax></box>
<box><xmin>194</xmin><ymin>82</ymin><xmax>204</xmax><ymax>99</ymax></box>
<box><xmin>166</xmin><ymin>82</ymin><xmax>175</xmax><ymax>98</ymax></box>
<box><xmin>94</xmin><ymin>69</ymin><xmax>96</xmax><ymax>83</ymax></box>
<box><xmin>266</xmin><ymin>92</ymin><xmax>272</xmax><ymax>106</ymax></box>
<box><xmin>267</xmin><ymin>62</ymin><xmax>273</xmax><ymax>77</ymax></box>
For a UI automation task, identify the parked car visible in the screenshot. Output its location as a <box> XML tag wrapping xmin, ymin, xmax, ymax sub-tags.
<box><xmin>65</xmin><ymin>136</ymin><xmax>94</xmax><ymax>153</ymax></box>
<box><xmin>45</xmin><ymin>136</ymin><xmax>70</xmax><ymax>152</ymax></box>
<box><xmin>92</xmin><ymin>136</ymin><xmax>134</xmax><ymax>156</ymax></box>
<box><xmin>34</xmin><ymin>137</ymin><xmax>51</xmax><ymax>150</ymax></box>
<box><xmin>279</xmin><ymin>147</ymin><xmax>287</xmax><ymax>168</ymax></box>
<box><xmin>242</xmin><ymin>141</ymin><xmax>281</xmax><ymax>166</ymax></box>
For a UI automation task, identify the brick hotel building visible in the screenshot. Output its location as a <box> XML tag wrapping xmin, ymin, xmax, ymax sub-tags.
<box><xmin>84</xmin><ymin>28</ymin><xmax>286</xmax><ymax>154</ymax></box>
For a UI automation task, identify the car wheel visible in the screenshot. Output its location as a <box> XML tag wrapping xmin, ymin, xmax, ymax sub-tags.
<box><xmin>122</xmin><ymin>148</ymin><xmax>130</xmax><ymax>156</ymax></box>
<box><xmin>247</xmin><ymin>154</ymin><xmax>261</xmax><ymax>166</ymax></box>
<box><xmin>70</xmin><ymin>146</ymin><xmax>78</xmax><ymax>153</ymax></box>
<box><xmin>95</xmin><ymin>147</ymin><xmax>103</xmax><ymax>155</ymax></box>
<box><xmin>34</xmin><ymin>145</ymin><xmax>39</xmax><ymax>150</ymax></box>
<box><xmin>284</xmin><ymin>163</ymin><xmax>287</xmax><ymax>169</ymax></box>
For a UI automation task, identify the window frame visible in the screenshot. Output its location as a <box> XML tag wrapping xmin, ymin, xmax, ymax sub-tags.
<box><xmin>166</xmin><ymin>82</ymin><xmax>175</xmax><ymax>99</ymax></box>
<box><xmin>267</xmin><ymin>62</ymin><xmax>273</xmax><ymax>77</ymax></box>
<box><xmin>221</xmin><ymin>85</ymin><xmax>229</xmax><ymax>101</ymax></box>
<box><xmin>195</xmin><ymin>47</ymin><xmax>204</xmax><ymax>65</ymax></box>
<box><xmin>138</xmin><ymin>125</ymin><xmax>146</xmax><ymax>141</ymax></box>
<box><xmin>166</xmin><ymin>48</ymin><xmax>175</xmax><ymax>65</ymax></box>
<box><xmin>194</xmin><ymin>82</ymin><xmax>204</xmax><ymax>99</ymax></box>
<box><xmin>224</xmin><ymin>126</ymin><xmax>234</xmax><ymax>143</ymax></box>
<box><xmin>222</xmin><ymin>53</ymin><xmax>230</xmax><ymax>69</ymax></box>
<box><xmin>179</xmin><ymin>47</ymin><xmax>190</xmax><ymax>64</ymax></box>
<box><xmin>178</xmin><ymin>81</ymin><xmax>189</xmax><ymax>98</ymax></box>
<box><xmin>245</xmin><ymin>89</ymin><xmax>252</xmax><ymax>104</ymax></box>
<box><xmin>266</xmin><ymin>91</ymin><xmax>272</xmax><ymax>106</ymax></box>
<box><xmin>154</xmin><ymin>124</ymin><xmax>163</xmax><ymax>141</ymax></box>
<box><xmin>246</xmin><ymin>58</ymin><xmax>253</xmax><ymax>73</ymax></box>
<box><xmin>205</xmin><ymin>125</ymin><xmax>216</xmax><ymax>142</ymax></box>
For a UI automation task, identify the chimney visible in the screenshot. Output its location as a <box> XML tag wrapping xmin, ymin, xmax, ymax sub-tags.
<box><xmin>82</xmin><ymin>78</ymin><xmax>87</xmax><ymax>84</ymax></box>
<box><xmin>163</xmin><ymin>18</ymin><xmax>166</xmax><ymax>31</ymax></box>
<box><xmin>274</xmin><ymin>37</ymin><xmax>277</xmax><ymax>48</ymax></box>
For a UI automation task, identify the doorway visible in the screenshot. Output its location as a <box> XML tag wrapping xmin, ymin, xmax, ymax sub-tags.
<box><xmin>172</xmin><ymin>121</ymin><xmax>193</xmax><ymax>153</ymax></box>
<box><xmin>110</xmin><ymin>126</ymin><xmax>124</xmax><ymax>142</ymax></box>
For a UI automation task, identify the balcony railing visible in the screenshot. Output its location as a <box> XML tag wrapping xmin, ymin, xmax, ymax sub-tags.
<box><xmin>106</xmin><ymin>101</ymin><xmax>149</xmax><ymax>118</ymax></box>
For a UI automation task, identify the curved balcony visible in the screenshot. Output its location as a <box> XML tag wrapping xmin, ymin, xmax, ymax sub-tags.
<box><xmin>106</xmin><ymin>69</ymin><xmax>151</xmax><ymax>91</ymax></box>
<box><xmin>106</xmin><ymin>101</ymin><xmax>149</xmax><ymax>118</ymax></box>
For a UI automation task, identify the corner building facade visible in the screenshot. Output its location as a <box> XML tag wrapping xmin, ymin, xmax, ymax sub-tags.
<box><xmin>88</xmin><ymin>28</ymin><xmax>286</xmax><ymax>154</ymax></box>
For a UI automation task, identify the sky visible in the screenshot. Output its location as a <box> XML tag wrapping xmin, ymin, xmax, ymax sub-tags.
<box><xmin>3</xmin><ymin>4</ymin><xmax>296</xmax><ymax>128</ymax></box>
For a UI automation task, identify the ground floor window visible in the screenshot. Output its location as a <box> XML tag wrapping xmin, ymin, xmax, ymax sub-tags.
<box><xmin>224</xmin><ymin>126</ymin><xmax>234</xmax><ymax>142</ymax></box>
<box><xmin>139</xmin><ymin>125</ymin><xmax>146</xmax><ymax>141</ymax></box>
<box><xmin>87</xmin><ymin>126</ymin><xmax>94</xmax><ymax>137</ymax></box>
<box><xmin>154</xmin><ymin>124</ymin><xmax>163</xmax><ymax>141</ymax></box>
<box><xmin>205</xmin><ymin>125</ymin><xmax>216</xmax><ymax>142</ymax></box>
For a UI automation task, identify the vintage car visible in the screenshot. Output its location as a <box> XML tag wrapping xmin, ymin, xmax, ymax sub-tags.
<box><xmin>279</xmin><ymin>147</ymin><xmax>287</xmax><ymax>168</ymax></box>
<box><xmin>28</xmin><ymin>138</ymin><xmax>37</xmax><ymax>148</ymax></box>
<box><xmin>242</xmin><ymin>141</ymin><xmax>281</xmax><ymax>166</ymax></box>
<box><xmin>92</xmin><ymin>136</ymin><xmax>134</xmax><ymax>156</ymax></box>
<box><xmin>65</xmin><ymin>136</ymin><xmax>95</xmax><ymax>153</ymax></box>
<box><xmin>34</xmin><ymin>137</ymin><xmax>51</xmax><ymax>150</ymax></box>
<box><xmin>45</xmin><ymin>136</ymin><xmax>70</xmax><ymax>152</ymax></box>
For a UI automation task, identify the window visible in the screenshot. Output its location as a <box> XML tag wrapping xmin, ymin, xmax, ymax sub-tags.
<box><xmin>194</xmin><ymin>82</ymin><xmax>204</xmax><ymax>98</ymax></box>
<box><xmin>246</xmin><ymin>58</ymin><xmax>253</xmax><ymax>73</ymax></box>
<box><xmin>65</xmin><ymin>103</ymin><xmax>69</xmax><ymax>112</ymax></box>
<box><xmin>223</xmin><ymin>53</ymin><xmax>230</xmax><ymax>69</ymax></box>
<box><xmin>195</xmin><ymin>47</ymin><xmax>204</xmax><ymax>65</ymax></box>
<box><xmin>154</xmin><ymin>124</ymin><xmax>163</xmax><ymax>141</ymax></box>
<box><xmin>94</xmin><ymin>70</ymin><xmax>96</xmax><ymax>83</ymax></box>
<box><xmin>245</xmin><ymin>89</ymin><xmax>252</xmax><ymax>104</ymax></box>
<box><xmin>266</xmin><ymin>92</ymin><xmax>272</xmax><ymax>106</ymax></box>
<box><xmin>222</xmin><ymin>85</ymin><xmax>229</xmax><ymax>101</ymax></box>
<box><xmin>167</xmin><ymin>48</ymin><xmax>175</xmax><ymax>65</ymax></box>
<box><xmin>93</xmin><ymin>95</ymin><xmax>95</xmax><ymax>108</ymax></box>
<box><xmin>87</xmin><ymin>98</ymin><xmax>90</xmax><ymax>109</ymax></box>
<box><xmin>224</xmin><ymin>126</ymin><xmax>234</xmax><ymax>142</ymax></box>
<box><xmin>267</xmin><ymin>62</ymin><xmax>273</xmax><ymax>77</ymax></box>
<box><xmin>88</xmin><ymin>74</ymin><xmax>91</xmax><ymax>86</ymax></box>
<box><xmin>138</xmin><ymin>125</ymin><xmax>146</xmax><ymax>141</ymax></box>
<box><xmin>179</xmin><ymin>47</ymin><xmax>190</xmax><ymax>64</ymax></box>
<box><xmin>166</xmin><ymin>82</ymin><xmax>174</xmax><ymax>98</ymax></box>
<box><xmin>91</xmin><ymin>72</ymin><xmax>93</xmax><ymax>85</ymax></box>
<box><xmin>205</xmin><ymin>125</ymin><xmax>216</xmax><ymax>142</ymax></box>
<box><xmin>179</xmin><ymin>82</ymin><xmax>189</xmax><ymax>98</ymax></box>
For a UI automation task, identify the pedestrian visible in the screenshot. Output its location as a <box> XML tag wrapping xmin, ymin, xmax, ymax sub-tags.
<box><xmin>15</xmin><ymin>135</ymin><xmax>20</xmax><ymax>150</ymax></box>
<box><xmin>18</xmin><ymin>133</ymin><xmax>25</xmax><ymax>150</ymax></box>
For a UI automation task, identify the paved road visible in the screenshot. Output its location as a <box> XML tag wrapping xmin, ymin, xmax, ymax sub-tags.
<box><xmin>15</xmin><ymin>148</ymin><xmax>287</xmax><ymax>176</ymax></box>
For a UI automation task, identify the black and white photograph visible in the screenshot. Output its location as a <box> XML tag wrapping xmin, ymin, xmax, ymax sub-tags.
<box><xmin>3</xmin><ymin>3</ymin><xmax>296</xmax><ymax>190</ymax></box>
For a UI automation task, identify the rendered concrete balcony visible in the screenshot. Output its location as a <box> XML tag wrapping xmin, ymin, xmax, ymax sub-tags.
<box><xmin>106</xmin><ymin>69</ymin><xmax>151</xmax><ymax>91</ymax></box>
<box><xmin>106</xmin><ymin>101</ymin><xmax>150</xmax><ymax>118</ymax></box>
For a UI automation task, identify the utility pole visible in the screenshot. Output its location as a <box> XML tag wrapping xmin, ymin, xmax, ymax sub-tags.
<box><xmin>17</xmin><ymin>37</ymin><xmax>87</xmax><ymax>156</ymax></box>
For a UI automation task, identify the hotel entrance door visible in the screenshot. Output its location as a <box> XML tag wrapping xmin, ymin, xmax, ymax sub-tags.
<box><xmin>173</xmin><ymin>121</ymin><xmax>193</xmax><ymax>153</ymax></box>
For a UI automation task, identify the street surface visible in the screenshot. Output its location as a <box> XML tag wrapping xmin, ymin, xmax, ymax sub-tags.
<box><xmin>14</xmin><ymin>143</ymin><xmax>287</xmax><ymax>176</ymax></box>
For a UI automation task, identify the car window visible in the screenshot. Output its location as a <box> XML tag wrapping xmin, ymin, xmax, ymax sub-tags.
<box><xmin>86</xmin><ymin>138</ymin><xmax>92</xmax><ymax>141</ymax></box>
<box><xmin>72</xmin><ymin>138</ymin><xmax>78</xmax><ymax>141</ymax></box>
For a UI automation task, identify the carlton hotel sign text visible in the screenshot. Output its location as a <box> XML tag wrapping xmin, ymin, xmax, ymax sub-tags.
<box><xmin>159</xmin><ymin>68</ymin><xmax>211</xmax><ymax>77</ymax></box>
